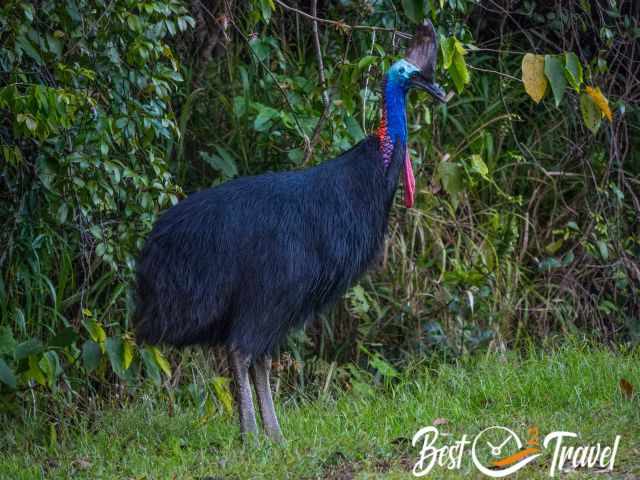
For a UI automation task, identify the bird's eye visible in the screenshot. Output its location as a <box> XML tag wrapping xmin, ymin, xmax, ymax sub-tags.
<box><xmin>398</xmin><ymin>67</ymin><xmax>405</xmax><ymax>74</ymax></box>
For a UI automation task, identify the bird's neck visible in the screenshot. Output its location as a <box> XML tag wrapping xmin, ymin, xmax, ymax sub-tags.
<box><xmin>376</xmin><ymin>77</ymin><xmax>408</xmax><ymax>166</ymax></box>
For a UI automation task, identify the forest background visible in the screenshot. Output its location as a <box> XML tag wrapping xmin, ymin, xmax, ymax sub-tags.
<box><xmin>0</xmin><ymin>2</ymin><xmax>638</xmax><ymax>474</ymax></box>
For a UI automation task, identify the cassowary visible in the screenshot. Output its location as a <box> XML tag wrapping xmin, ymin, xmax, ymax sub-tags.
<box><xmin>134</xmin><ymin>21</ymin><xmax>446</xmax><ymax>442</ymax></box>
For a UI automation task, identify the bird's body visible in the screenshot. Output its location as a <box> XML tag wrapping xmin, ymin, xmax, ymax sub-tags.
<box><xmin>134</xmin><ymin>20</ymin><xmax>446</xmax><ymax>442</ymax></box>
<box><xmin>135</xmin><ymin>136</ymin><xmax>403</xmax><ymax>358</ymax></box>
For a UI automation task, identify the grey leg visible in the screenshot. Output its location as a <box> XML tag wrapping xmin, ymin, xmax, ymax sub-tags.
<box><xmin>251</xmin><ymin>355</ymin><xmax>284</xmax><ymax>442</ymax></box>
<box><xmin>228</xmin><ymin>348</ymin><xmax>258</xmax><ymax>440</ymax></box>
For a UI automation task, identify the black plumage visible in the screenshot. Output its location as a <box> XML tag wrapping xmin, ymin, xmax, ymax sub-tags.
<box><xmin>134</xmin><ymin>21</ymin><xmax>444</xmax><ymax>441</ymax></box>
<box><xmin>135</xmin><ymin>136</ymin><xmax>404</xmax><ymax>358</ymax></box>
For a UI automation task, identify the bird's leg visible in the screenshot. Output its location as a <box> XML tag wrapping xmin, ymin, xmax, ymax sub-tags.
<box><xmin>250</xmin><ymin>355</ymin><xmax>284</xmax><ymax>443</ymax></box>
<box><xmin>228</xmin><ymin>348</ymin><xmax>258</xmax><ymax>441</ymax></box>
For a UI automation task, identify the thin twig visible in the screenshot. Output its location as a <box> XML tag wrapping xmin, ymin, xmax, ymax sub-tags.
<box><xmin>274</xmin><ymin>0</ymin><xmax>412</xmax><ymax>39</ymax></box>
<box><xmin>467</xmin><ymin>64</ymin><xmax>520</xmax><ymax>82</ymax></box>
<box><xmin>470</xmin><ymin>46</ymin><xmax>529</xmax><ymax>55</ymax></box>
<box><xmin>302</xmin><ymin>106</ymin><xmax>332</xmax><ymax>166</ymax></box>
<box><xmin>303</xmin><ymin>0</ymin><xmax>332</xmax><ymax>165</ymax></box>
<box><xmin>312</xmin><ymin>0</ymin><xmax>330</xmax><ymax>109</ymax></box>
<box><xmin>362</xmin><ymin>29</ymin><xmax>377</xmax><ymax>132</ymax></box>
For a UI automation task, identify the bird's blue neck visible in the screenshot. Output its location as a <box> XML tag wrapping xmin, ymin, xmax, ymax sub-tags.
<box><xmin>377</xmin><ymin>77</ymin><xmax>408</xmax><ymax>166</ymax></box>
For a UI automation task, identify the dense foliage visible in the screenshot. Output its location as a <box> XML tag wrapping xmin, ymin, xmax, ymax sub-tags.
<box><xmin>0</xmin><ymin>0</ymin><xmax>188</xmax><ymax>400</ymax></box>
<box><xmin>0</xmin><ymin>0</ymin><xmax>638</xmax><ymax>415</ymax></box>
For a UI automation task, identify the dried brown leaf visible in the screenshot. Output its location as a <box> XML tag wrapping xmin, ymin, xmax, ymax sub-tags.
<box><xmin>620</xmin><ymin>378</ymin><xmax>634</xmax><ymax>399</ymax></box>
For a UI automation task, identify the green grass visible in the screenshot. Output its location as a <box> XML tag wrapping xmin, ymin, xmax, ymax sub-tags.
<box><xmin>2</xmin><ymin>344</ymin><xmax>639</xmax><ymax>479</ymax></box>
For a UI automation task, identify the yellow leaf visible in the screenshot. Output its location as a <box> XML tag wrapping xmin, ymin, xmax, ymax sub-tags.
<box><xmin>151</xmin><ymin>346</ymin><xmax>171</xmax><ymax>377</ymax></box>
<box><xmin>585</xmin><ymin>86</ymin><xmax>613</xmax><ymax>122</ymax></box>
<box><xmin>545</xmin><ymin>238</ymin><xmax>564</xmax><ymax>255</ymax></box>
<box><xmin>212</xmin><ymin>377</ymin><xmax>234</xmax><ymax>416</ymax></box>
<box><xmin>84</xmin><ymin>319</ymin><xmax>107</xmax><ymax>353</ymax></box>
<box><xmin>522</xmin><ymin>53</ymin><xmax>547</xmax><ymax>103</ymax></box>
<box><xmin>26</xmin><ymin>355</ymin><xmax>46</xmax><ymax>386</ymax></box>
<box><xmin>122</xmin><ymin>339</ymin><xmax>134</xmax><ymax>370</ymax></box>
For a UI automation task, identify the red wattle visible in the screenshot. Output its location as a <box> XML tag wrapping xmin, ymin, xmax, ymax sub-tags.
<box><xmin>403</xmin><ymin>149</ymin><xmax>415</xmax><ymax>208</ymax></box>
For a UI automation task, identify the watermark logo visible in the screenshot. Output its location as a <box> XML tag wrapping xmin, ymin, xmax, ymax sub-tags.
<box><xmin>412</xmin><ymin>424</ymin><xmax>621</xmax><ymax>477</ymax></box>
<box><xmin>471</xmin><ymin>426</ymin><xmax>542</xmax><ymax>477</ymax></box>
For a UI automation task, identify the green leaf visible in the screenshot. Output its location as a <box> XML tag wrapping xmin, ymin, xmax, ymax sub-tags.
<box><xmin>38</xmin><ymin>351</ymin><xmax>61</xmax><ymax>388</ymax></box>
<box><xmin>580</xmin><ymin>92</ymin><xmax>601</xmax><ymax>134</ymax></box>
<box><xmin>357</xmin><ymin>55</ymin><xmax>377</xmax><ymax>70</ymax></box>
<box><xmin>95</xmin><ymin>243</ymin><xmax>107</xmax><ymax>257</ymax></box>
<box><xmin>212</xmin><ymin>377</ymin><xmax>234</xmax><ymax>415</ymax></box>
<box><xmin>141</xmin><ymin>348</ymin><xmax>161</xmax><ymax>385</ymax></box>
<box><xmin>596</xmin><ymin>240</ymin><xmax>609</xmax><ymax>260</ymax></box>
<box><xmin>544</xmin><ymin>55</ymin><xmax>567</xmax><ymax>107</ymax></box>
<box><xmin>440</xmin><ymin>36</ymin><xmax>455</xmax><ymax>70</ymax></box>
<box><xmin>0</xmin><ymin>358</ymin><xmax>17</xmax><ymax>389</ymax></box>
<box><xmin>349</xmin><ymin>285</ymin><xmax>370</xmax><ymax>315</ymax></box>
<box><xmin>345</xmin><ymin>116</ymin><xmax>365</xmax><ymax>142</ymax></box>
<box><xmin>200</xmin><ymin>149</ymin><xmax>238</xmax><ymax>179</ymax></box>
<box><xmin>402</xmin><ymin>0</ymin><xmax>425</xmax><ymax>23</ymax></box>
<box><xmin>539</xmin><ymin>257</ymin><xmax>562</xmax><ymax>271</ymax></box>
<box><xmin>249</xmin><ymin>38</ymin><xmax>271</xmax><ymax>62</ymax></box>
<box><xmin>214</xmin><ymin>146</ymin><xmax>239</xmax><ymax>178</ymax></box>
<box><xmin>49</xmin><ymin>422</ymin><xmax>57</xmax><ymax>450</ymax></box>
<box><xmin>287</xmin><ymin>148</ymin><xmax>304</xmax><ymax>164</ymax></box>
<box><xmin>437</xmin><ymin>161</ymin><xmax>464</xmax><ymax>208</ymax></box>
<box><xmin>470</xmin><ymin>154</ymin><xmax>489</xmax><ymax>179</ymax></box>
<box><xmin>15</xmin><ymin>339</ymin><xmax>43</xmax><ymax>361</ymax></box>
<box><xmin>253</xmin><ymin>106</ymin><xmax>279</xmax><ymax>131</ymax></box>
<box><xmin>65</xmin><ymin>1</ymin><xmax>81</xmax><ymax>21</ymax></box>
<box><xmin>16</xmin><ymin>34</ymin><xmax>43</xmax><ymax>64</ymax></box>
<box><xmin>127</xmin><ymin>14</ymin><xmax>142</xmax><ymax>32</ymax></box>
<box><xmin>26</xmin><ymin>355</ymin><xmax>46</xmax><ymax>386</ymax></box>
<box><xmin>233</xmin><ymin>96</ymin><xmax>248</xmax><ymax>118</ymax></box>
<box><xmin>56</xmin><ymin>203</ymin><xmax>69</xmax><ymax>224</ymax></box>
<box><xmin>105</xmin><ymin>337</ymin><xmax>127</xmax><ymax>379</ymax></box>
<box><xmin>564</xmin><ymin>52</ymin><xmax>583</xmax><ymax>92</ymax></box>
<box><xmin>50</xmin><ymin>327</ymin><xmax>78</xmax><ymax>348</ymax></box>
<box><xmin>449</xmin><ymin>40</ymin><xmax>470</xmax><ymax>94</ymax></box>
<box><xmin>83</xmin><ymin>319</ymin><xmax>106</xmax><ymax>344</ymax></box>
<box><xmin>82</xmin><ymin>340</ymin><xmax>101</xmax><ymax>373</ymax></box>
<box><xmin>369</xmin><ymin>353</ymin><xmax>399</xmax><ymax>380</ymax></box>
<box><xmin>0</xmin><ymin>327</ymin><xmax>16</xmax><ymax>356</ymax></box>
<box><xmin>561</xmin><ymin>250</ymin><xmax>575</xmax><ymax>267</ymax></box>
<box><xmin>17</xmin><ymin>113</ymin><xmax>38</xmax><ymax>132</ymax></box>
<box><xmin>165</xmin><ymin>20</ymin><xmax>176</xmax><ymax>36</ymax></box>
<box><xmin>46</xmin><ymin>34</ymin><xmax>63</xmax><ymax>57</ymax></box>
<box><xmin>21</xmin><ymin>3</ymin><xmax>34</xmax><ymax>21</ymax></box>
<box><xmin>260</xmin><ymin>0</ymin><xmax>275</xmax><ymax>24</ymax></box>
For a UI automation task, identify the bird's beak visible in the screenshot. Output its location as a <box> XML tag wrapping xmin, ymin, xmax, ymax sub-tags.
<box><xmin>410</xmin><ymin>74</ymin><xmax>448</xmax><ymax>103</ymax></box>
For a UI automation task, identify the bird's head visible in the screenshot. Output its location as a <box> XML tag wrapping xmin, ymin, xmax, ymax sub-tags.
<box><xmin>387</xmin><ymin>21</ymin><xmax>447</xmax><ymax>102</ymax></box>
<box><xmin>379</xmin><ymin>21</ymin><xmax>447</xmax><ymax>209</ymax></box>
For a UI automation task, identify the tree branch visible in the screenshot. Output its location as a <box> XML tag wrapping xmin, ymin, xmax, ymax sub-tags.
<box><xmin>274</xmin><ymin>0</ymin><xmax>412</xmax><ymax>39</ymax></box>
<box><xmin>303</xmin><ymin>0</ymin><xmax>332</xmax><ymax>165</ymax></box>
